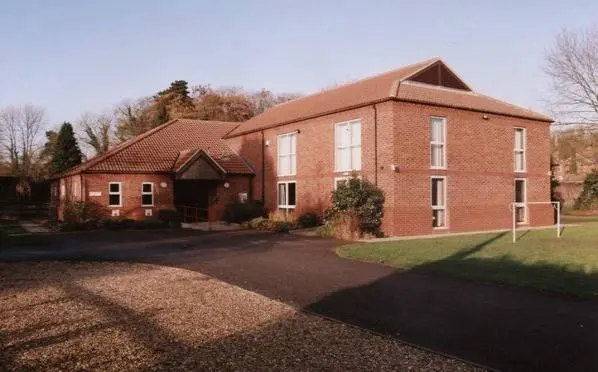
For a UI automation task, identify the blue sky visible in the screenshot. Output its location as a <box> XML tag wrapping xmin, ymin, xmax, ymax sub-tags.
<box><xmin>1</xmin><ymin>0</ymin><xmax>597</xmax><ymax>127</ymax></box>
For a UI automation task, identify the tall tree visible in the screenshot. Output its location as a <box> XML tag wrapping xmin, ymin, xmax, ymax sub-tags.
<box><xmin>152</xmin><ymin>103</ymin><xmax>170</xmax><ymax>127</ymax></box>
<box><xmin>0</xmin><ymin>104</ymin><xmax>45</xmax><ymax>177</ymax></box>
<box><xmin>31</xmin><ymin>130</ymin><xmax>58</xmax><ymax>179</ymax></box>
<box><xmin>545</xmin><ymin>27</ymin><xmax>598</xmax><ymax>124</ymax></box>
<box><xmin>115</xmin><ymin>98</ymin><xmax>152</xmax><ymax>141</ymax></box>
<box><xmin>51</xmin><ymin>122</ymin><xmax>82</xmax><ymax>174</ymax></box>
<box><xmin>78</xmin><ymin>111</ymin><xmax>113</xmax><ymax>155</ymax></box>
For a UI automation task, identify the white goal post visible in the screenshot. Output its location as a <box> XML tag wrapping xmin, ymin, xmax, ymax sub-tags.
<box><xmin>510</xmin><ymin>201</ymin><xmax>561</xmax><ymax>243</ymax></box>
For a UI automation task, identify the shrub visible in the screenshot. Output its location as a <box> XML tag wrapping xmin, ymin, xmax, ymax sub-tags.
<box><xmin>574</xmin><ymin>171</ymin><xmax>598</xmax><ymax>210</ymax></box>
<box><xmin>271</xmin><ymin>220</ymin><xmax>293</xmax><ymax>233</ymax></box>
<box><xmin>248</xmin><ymin>217</ymin><xmax>271</xmax><ymax>230</ymax></box>
<box><xmin>223</xmin><ymin>201</ymin><xmax>266</xmax><ymax>223</ymax></box>
<box><xmin>323</xmin><ymin>212</ymin><xmax>361</xmax><ymax>240</ymax></box>
<box><xmin>63</xmin><ymin>201</ymin><xmax>105</xmax><ymax>228</ymax></box>
<box><xmin>296</xmin><ymin>212</ymin><xmax>322</xmax><ymax>228</ymax></box>
<box><xmin>268</xmin><ymin>209</ymin><xmax>295</xmax><ymax>222</ymax></box>
<box><xmin>325</xmin><ymin>177</ymin><xmax>384</xmax><ymax>237</ymax></box>
<box><xmin>158</xmin><ymin>209</ymin><xmax>182</xmax><ymax>228</ymax></box>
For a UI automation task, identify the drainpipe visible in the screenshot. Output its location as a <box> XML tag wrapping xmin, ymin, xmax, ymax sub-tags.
<box><xmin>373</xmin><ymin>104</ymin><xmax>378</xmax><ymax>186</ymax></box>
<box><xmin>261</xmin><ymin>130</ymin><xmax>266</xmax><ymax>202</ymax></box>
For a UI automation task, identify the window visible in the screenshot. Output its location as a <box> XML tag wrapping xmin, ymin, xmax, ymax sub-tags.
<box><xmin>277</xmin><ymin>181</ymin><xmax>296</xmax><ymax>210</ymax></box>
<box><xmin>514</xmin><ymin>179</ymin><xmax>527</xmax><ymax>223</ymax></box>
<box><xmin>141</xmin><ymin>182</ymin><xmax>153</xmax><ymax>206</ymax></box>
<box><xmin>277</xmin><ymin>132</ymin><xmax>297</xmax><ymax>176</ymax></box>
<box><xmin>430</xmin><ymin>117</ymin><xmax>446</xmax><ymax>168</ymax></box>
<box><xmin>335</xmin><ymin>119</ymin><xmax>361</xmax><ymax>171</ymax></box>
<box><xmin>514</xmin><ymin>128</ymin><xmax>526</xmax><ymax>172</ymax></box>
<box><xmin>431</xmin><ymin>177</ymin><xmax>447</xmax><ymax>228</ymax></box>
<box><xmin>108</xmin><ymin>182</ymin><xmax>121</xmax><ymax>207</ymax></box>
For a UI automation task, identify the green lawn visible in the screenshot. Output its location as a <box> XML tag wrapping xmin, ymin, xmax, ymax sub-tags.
<box><xmin>338</xmin><ymin>221</ymin><xmax>598</xmax><ymax>298</ymax></box>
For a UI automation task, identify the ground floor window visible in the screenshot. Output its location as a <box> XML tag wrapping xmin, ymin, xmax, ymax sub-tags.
<box><xmin>278</xmin><ymin>181</ymin><xmax>296</xmax><ymax>210</ymax></box>
<box><xmin>108</xmin><ymin>182</ymin><xmax>122</xmax><ymax>207</ymax></box>
<box><xmin>141</xmin><ymin>182</ymin><xmax>154</xmax><ymax>206</ymax></box>
<box><xmin>431</xmin><ymin>177</ymin><xmax>447</xmax><ymax>228</ymax></box>
<box><xmin>514</xmin><ymin>178</ymin><xmax>527</xmax><ymax>223</ymax></box>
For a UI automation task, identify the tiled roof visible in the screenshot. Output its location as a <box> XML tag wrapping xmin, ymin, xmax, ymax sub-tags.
<box><xmin>396</xmin><ymin>81</ymin><xmax>553</xmax><ymax>122</ymax></box>
<box><xmin>64</xmin><ymin>119</ymin><xmax>253</xmax><ymax>176</ymax></box>
<box><xmin>227</xmin><ymin>58</ymin><xmax>551</xmax><ymax>137</ymax></box>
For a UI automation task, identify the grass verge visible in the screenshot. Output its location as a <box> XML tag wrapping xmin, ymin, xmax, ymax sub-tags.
<box><xmin>338</xmin><ymin>222</ymin><xmax>598</xmax><ymax>298</ymax></box>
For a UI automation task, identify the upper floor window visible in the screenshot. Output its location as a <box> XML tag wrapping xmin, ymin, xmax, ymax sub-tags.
<box><xmin>335</xmin><ymin>119</ymin><xmax>361</xmax><ymax>171</ymax></box>
<box><xmin>141</xmin><ymin>182</ymin><xmax>153</xmax><ymax>207</ymax></box>
<box><xmin>277</xmin><ymin>132</ymin><xmax>297</xmax><ymax>176</ymax></box>
<box><xmin>514</xmin><ymin>128</ymin><xmax>526</xmax><ymax>172</ymax></box>
<box><xmin>108</xmin><ymin>182</ymin><xmax>122</xmax><ymax>207</ymax></box>
<box><xmin>430</xmin><ymin>117</ymin><xmax>446</xmax><ymax>168</ymax></box>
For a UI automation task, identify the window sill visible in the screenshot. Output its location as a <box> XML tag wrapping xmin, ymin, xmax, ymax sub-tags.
<box><xmin>108</xmin><ymin>205</ymin><xmax>121</xmax><ymax>208</ymax></box>
<box><xmin>430</xmin><ymin>166</ymin><xmax>447</xmax><ymax>170</ymax></box>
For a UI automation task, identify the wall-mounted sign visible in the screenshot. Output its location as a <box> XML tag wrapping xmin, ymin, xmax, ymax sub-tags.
<box><xmin>89</xmin><ymin>191</ymin><xmax>102</xmax><ymax>197</ymax></box>
<box><xmin>160</xmin><ymin>182</ymin><xmax>168</xmax><ymax>188</ymax></box>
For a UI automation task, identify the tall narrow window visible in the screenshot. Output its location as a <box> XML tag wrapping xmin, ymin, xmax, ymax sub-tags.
<box><xmin>514</xmin><ymin>179</ymin><xmax>527</xmax><ymax>223</ymax></box>
<box><xmin>108</xmin><ymin>182</ymin><xmax>121</xmax><ymax>207</ymax></box>
<box><xmin>277</xmin><ymin>181</ymin><xmax>296</xmax><ymax>210</ymax></box>
<box><xmin>335</xmin><ymin>119</ymin><xmax>361</xmax><ymax>171</ymax></box>
<box><xmin>514</xmin><ymin>128</ymin><xmax>526</xmax><ymax>172</ymax></box>
<box><xmin>141</xmin><ymin>182</ymin><xmax>154</xmax><ymax>206</ymax></box>
<box><xmin>431</xmin><ymin>177</ymin><xmax>447</xmax><ymax>228</ymax></box>
<box><xmin>277</xmin><ymin>132</ymin><xmax>297</xmax><ymax>176</ymax></box>
<box><xmin>430</xmin><ymin>117</ymin><xmax>446</xmax><ymax>168</ymax></box>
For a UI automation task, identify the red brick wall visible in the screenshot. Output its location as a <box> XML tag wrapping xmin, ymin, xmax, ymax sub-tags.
<box><xmin>82</xmin><ymin>173</ymin><xmax>174</xmax><ymax>220</ymax></box>
<box><xmin>228</xmin><ymin>100</ymin><xmax>552</xmax><ymax>236</ymax></box>
<box><xmin>209</xmin><ymin>175</ymin><xmax>253</xmax><ymax>221</ymax></box>
<box><xmin>55</xmin><ymin>172</ymin><xmax>253</xmax><ymax>222</ymax></box>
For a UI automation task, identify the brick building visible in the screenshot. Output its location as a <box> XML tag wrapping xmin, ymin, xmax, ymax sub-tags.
<box><xmin>55</xmin><ymin>58</ymin><xmax>553</xmax><ymax>236</ymax></box>
<box><xmin>226</xmin><ymin>58</ymin><xmax>553</xmax><ymax>236</ymax></box>
<box><xmin>52</xmin><ymin>119</ymin><xmax>254</xmax><ymax>222</ymax></box>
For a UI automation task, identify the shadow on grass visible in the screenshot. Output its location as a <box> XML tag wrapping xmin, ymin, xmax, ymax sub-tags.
<box><xmin>305</xmin><ymin>232</ymin><xmax>598</xmax><ymax>371</ymax></box>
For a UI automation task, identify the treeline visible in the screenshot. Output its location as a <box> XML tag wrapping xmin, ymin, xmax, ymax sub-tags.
<box><xmin>0</xmin><ymin>81</ymin><xmax>299</xmax><ymax>180</ymax></box>
<box><xmin>552</xmin><ymin>126</ymin><xmax>598</xmax><ymax>176</ymax></box>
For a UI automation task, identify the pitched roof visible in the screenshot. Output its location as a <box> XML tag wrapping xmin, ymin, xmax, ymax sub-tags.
<box><xmin>227</xmin><ymin>58</ymin><xmax>552</xmax><ymax>137</ymax></box>
<box><xmin>63</xmin><ymin>119</ymin><xmax>253</xmax><ymax>177</ymax></box>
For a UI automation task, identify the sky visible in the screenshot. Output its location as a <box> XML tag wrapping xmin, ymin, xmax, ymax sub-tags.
<box><xmin>1</xmin><ymin>0</ymin><xmax>597</xmax><ymax>128</ymax></box>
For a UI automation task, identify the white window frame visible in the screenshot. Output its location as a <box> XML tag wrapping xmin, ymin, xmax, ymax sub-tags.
<box><xmin>430</xmin><ymin>116</ymin><xmax>447</xmax><ymax>169</ymax></box>
<box><xmin>277</xmin><ymin>132</ymin><xmax>297</xmax><ymax>177</ymax></box>
<box><xmin>514</xmin><ymin>178</ymin><xmax>527</xmax><ymax>224</ymax></box>
<box><xmin>431</xmin><ymin>176</ymin><xmax>448</xmax><ymax>229</ymax></box>
<box><xmin>334</xmin><ymin>119</ymin><xmax>362</xmax><ymax>172</ymax></box>
<box><xmin>514</xmin><ymin>127</ymin><xmax>526</xmax><ymax>173</ymax></box>
<box><xmin>141</xmin><ymin>182</ymin><xmax>154</xmax><ymax>207</ymax></box>
<box><xmin>277</xmin><ymin>181</ymin><xmax>296</xmax><ymax>210</ymax></box>
<box><xmin>108</xmin><ymin>182</ymin><xmax>122</xmax><ymax>207</ymax></box>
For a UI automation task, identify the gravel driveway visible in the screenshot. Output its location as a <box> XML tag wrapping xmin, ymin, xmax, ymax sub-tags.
<box><xmin>0</xmin><ymin>262</ymin><xmax>479</xmax><ymax>371</ymax></box>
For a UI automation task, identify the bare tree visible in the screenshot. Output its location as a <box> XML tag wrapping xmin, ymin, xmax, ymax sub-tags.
<box><xmin>0</xmin><ymin>104</ymin><xmax>45</xmax><ymax>176</ymax></box>
<box><xmin>78</xmin><ymin>111</ymin><xmax>114</xmax><ymax>155</ymax></box>
<box><xmin>115</xmin><ymin>98</ymin><xmax>152</xmax><ymax>141</ymax></box>
<box><xmin>545</xmin><ymin>27</ymin><xmax>598</xmax><ymax>124</ymax></box>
